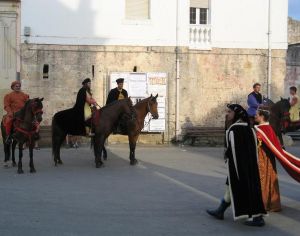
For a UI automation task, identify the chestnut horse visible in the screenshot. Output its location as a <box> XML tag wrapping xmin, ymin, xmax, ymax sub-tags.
<box><xmin>1</xmin><ymin>98</ymin><xmax>44</xmax><ymax>173</ymax></box>
<box><xmin>52</xmin><ymin>98</ymin><xmax>133</xmax><ymax>168</ymax></box>
<box><xmin>102</xmin><ymin>94</ymin><xmax>159</xmax><ymax>165</ymax></box>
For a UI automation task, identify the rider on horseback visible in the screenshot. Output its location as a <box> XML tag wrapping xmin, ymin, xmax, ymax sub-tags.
<box><xmin>3</xmin><ymin>81</ymin><xmax>29</xmax><ymax>144</ymax></box>
<box><xmin>76</xmin><ymin>78</ymin><xmax>97</xmax><ymax>136</ymax></box>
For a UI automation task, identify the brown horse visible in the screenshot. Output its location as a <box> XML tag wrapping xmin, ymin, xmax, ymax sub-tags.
<box><xmin>52</xmin><ymin>98</ymin><xmax>133</xmax><ymax>167</ymax></box>
<box><xmin>102</xmin><ymin>94</ymin><xmax>159</xmax><ymax>165</ymax></box>
<box><xmin>1</xmin><ymin>98</ymin><xmax>44</xmax><ymax>174</ymax></box>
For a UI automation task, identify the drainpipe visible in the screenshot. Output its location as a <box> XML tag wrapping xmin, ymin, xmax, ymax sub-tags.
<box><xmin>175</xmin><ymin>0</ymin><xmax>180</xmax><ymax>141</ymax></box>
<box><xmin>267</xmin><ymin>0</ymin><xmax>272</xmax><ymax>98</ymax></box>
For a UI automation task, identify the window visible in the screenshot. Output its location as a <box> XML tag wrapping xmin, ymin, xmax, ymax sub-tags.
<box><xmin>43</xmin><ymin>64</ymin><xmax>49</xmax><ymax>79</ymax></box>
<box><xmin>200</xmin><ymin>8</ymin><xmax>208</xmax><ymax>24</ymax></box>
<box><xmin>125</xmin><ymin>0</ymin><xmax>150</xmax><ymax>20</ymax></box>
<box><xmin>190</xmin><ymin>0</ymin><xmax>209</xmax><ymax>25</ymax></box>
<box><xmin>190</xmin><ymin>8</ymin><xmax>196</xmax><ymax>24</ymax></box>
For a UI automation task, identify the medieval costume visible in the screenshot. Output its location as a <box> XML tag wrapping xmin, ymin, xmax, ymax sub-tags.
<box><xmin>53</xmin><ymin>78</ymin><xmax>96</xmax><ymax>135</ymax></box>
<box><xmin>289</xmin><ymin>94</ymin><xmax>299</xmax><ymax>122</ymax></box>
<box><xmin>3</xmin><ymin>81</ymin><xmax>29</xmax><ymax>137</ymax></box>
<box><xmin>255</xmin><ymin>123</ymin><xmax>281</xmax><ymax>212</ymax></box>
<box><xmin>247</xmin><ymin>91</ymin><xmax>263</xmax><ymax>127</ymax></box>
<box><xmin>255</xmin><ymin>124</ymin><xmax>300</xmax><ymax>184</ymax></box>
<box><xmin>106</xmin><ymin>78</ymin><xmax>128</xmax><ymax>105</ymax></box>
<box><xmin>207</xmin><ymin>104</ymin><xmax>266</xmax><ymax>226</ymax></box>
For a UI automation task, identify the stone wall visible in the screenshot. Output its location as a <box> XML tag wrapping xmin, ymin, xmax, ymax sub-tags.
<box><xmin>20</xmin><ymin>44</ymin><xmax>286</xmax><ymax>143</ymax></box>
<box><xmin>288</xmin><ymin>17</ymin><xmax>300</xmax><ymax>45</ymax></box>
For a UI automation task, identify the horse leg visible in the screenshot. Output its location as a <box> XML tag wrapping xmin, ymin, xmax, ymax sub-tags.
<box><xmin>53</xmin><ymin>133</ymin><xmax>66</xmax><ymax>166</ymax></box>
<box><xmin>28</xmin><ymin>142</ymin><xmax>36</xmax><ymax>173</ymax></box>
<box><xmin>17</xmin><ymin>143</ymin><xmax>24</xmax><ymax>174</ymax></box>
<box><xmin>128</xmin><ymin>135</ymin><xmax>138</xmax><ymax>165</ymax></box>
<box><xmin>103</xmin><ymin>145</ymin><xmax>107</xmax><ymax>161</ymax></box>
<box><xmin>11</xmin><ymin>140</ymin><xmax>17</xmax><ymax>167</ymax></box>
<box><xmin>3</xmin><ymin>142</ymin><xmax>10</xmax><ymax>168</ymax></box>
<box><xmin>93</xmin><ymin>135</ymin><xmax>104</xmax><ymax>168</ymax></box>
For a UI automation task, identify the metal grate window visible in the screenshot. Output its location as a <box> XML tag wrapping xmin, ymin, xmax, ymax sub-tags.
<box><xmin>125</xmin><ymin>0</ymin><xmax>150</xmax><ymax>20</ymax></box>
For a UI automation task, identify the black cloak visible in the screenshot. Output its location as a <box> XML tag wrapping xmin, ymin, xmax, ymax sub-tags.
<box><xmin>106</xmin><ymin>88</ymin><xmax>128</xmax><ymax>105</ymax></box>
<box><xmin>225</xmin><ymin>122</ymin><xmax>266</xmax><ymax>220</ymax></box>
<box><xmin>53</xmin><ymin>87</ymin><xmax>87</xmax><ymax>135</ymax></box>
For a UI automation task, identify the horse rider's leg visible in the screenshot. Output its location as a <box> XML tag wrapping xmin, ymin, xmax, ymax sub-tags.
<box><xmin>17</xmin><ymin>142</ymin><xmax>24</xmax><ymax>174</ymax></box>
<box><xmin>28</xmin><ymin>142</ymin><xmax>36</xmax><ymax>173</ymax></box>
<box><xmin>128</xmin><ymin>135</ymin><xmax>138</xmax><ymax>165</ymax></box>
<box><xmin>11</xmin><ymin>140</ymin><xmax>17</xmax><ymax>167</ymax></box>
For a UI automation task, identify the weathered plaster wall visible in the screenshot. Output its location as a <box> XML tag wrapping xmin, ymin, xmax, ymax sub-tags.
<box><xmin>21</xmin><ymin>44</ymin><xmax>286</xmax><ymax>142</ymax></box>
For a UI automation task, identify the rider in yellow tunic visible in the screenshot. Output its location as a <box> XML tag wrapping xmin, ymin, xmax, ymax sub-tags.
<box><xmin>289</xmin><ymin>86</ymin><xmax>300</xmax><ymax>122</ymax></box>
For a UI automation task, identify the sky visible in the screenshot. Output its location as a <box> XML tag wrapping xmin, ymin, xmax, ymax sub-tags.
<box><xmin>289</xmin><ymin>0</ymin><xmax>300</xmax><ymax>20</ymax></box>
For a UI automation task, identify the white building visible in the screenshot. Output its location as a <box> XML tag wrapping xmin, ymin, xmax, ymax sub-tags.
<box><xmin>0</xmin><ymin>0</ymin><xmax>288</xmax><ymax>143</ymax></box>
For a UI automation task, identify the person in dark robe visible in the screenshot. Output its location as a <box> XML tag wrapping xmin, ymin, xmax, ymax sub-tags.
<box><xmin>54</xmin><ymin>78</ymin><xmax>96</xmax><ymax>136</ymax></box>
<box><xmin>247</xmin><ymin>83</ymin><xmax>263</xmax><ymax>126</ymax></box>
<box><xmin>106</xmin><ymin>78</ymin><xmax>128</xmax><ymax>105</ymax></box>
<box><xmin>206</xmin><ymin>103</ymin><xmax>266</xmax><ymax>227</ymax></box>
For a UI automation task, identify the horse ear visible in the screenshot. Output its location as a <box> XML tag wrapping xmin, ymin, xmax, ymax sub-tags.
<box><xmin>40</xmin><ymin>97</ymin><xmax>44</xmax><ymax>101</ymax></box>
<box><xmin>155</xmin><ymin>94</ymin><xmax>158</xmax><ymax>99</ymax></box>
<box><xmin>280</xmin><ymin>97</ymin><xmax>283</xmax><ymax>101</ymax></box>
<box><xmin>150</xmin><ymin>94</ymin><xmax>153</xmax><ymax>98</ymax></box>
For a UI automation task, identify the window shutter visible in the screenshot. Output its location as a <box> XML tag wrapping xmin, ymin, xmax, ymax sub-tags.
<box><xmin>126</xmin><ymin>0</ymin><xmax>150</xmax><ymax>20</ymax></box>
<box><xmin>190</xmin><ymin>0</ymin><xmax>209</xmax><ymax>8</ymax></box>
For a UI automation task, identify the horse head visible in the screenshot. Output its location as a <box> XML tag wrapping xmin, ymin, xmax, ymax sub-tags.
<box><xmin>30</xmin><ymin>97</ymin><xmax>44</xmax><ymax>123</ymax></box>
<box><xmin>271</xmin><ymin>98</ymin><xmax>290</xmax><ymax>133</ymax></box>
<box><xmin>148</xmin><ymin>94</ymin><xmax>159</xmax><ymax>119</ymax></box>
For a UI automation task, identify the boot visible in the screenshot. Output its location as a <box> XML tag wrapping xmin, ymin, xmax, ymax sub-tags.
<box><xmin>244</xmin><ymin>215</ymin><xmax>265</xmax><ymax>227</ymax></box>
<box><xmin>206</xmin><ymin>199</ymin><xmax>231</xmax><ymax>220</ymax></box>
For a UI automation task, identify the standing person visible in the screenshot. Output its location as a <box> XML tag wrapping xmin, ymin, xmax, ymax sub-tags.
<box><xmin>254</xmin><ymin>109</ymin><xmax>281</xmax><ymax>212</ymax></box>
<box><xmin>206</xmin><ymin>104</ymin><xmax>266</xmax><ymax>226</ymax></box>
<box><xmin>289</xmin><ymin>86</ymin><xmax>299</xmax><ymax>122</ymax></box>
<box><xmin>76</xmin><ymin>78</ymin><xmax>97</xmax><ymax>136</ymax></box>
<box><xmin>3</xmin><ymin>81</ymin><xmax>29</xmax><ymax>144</ymax></box>
<box><xmin>106</xmin><ymin>78</ymin><xmax>128</xmax><ymax>105</ymax></box>
<box><xmin>247</xmin><ymin>83</ymin><xmax>263</xmax><ymax>126</ymax></box>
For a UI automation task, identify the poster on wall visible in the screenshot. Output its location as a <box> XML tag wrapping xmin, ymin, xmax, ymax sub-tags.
<box><xmin>110</xmin><ymin>72</ymin><xmax>167</xmax><ymax>132</ymax></box>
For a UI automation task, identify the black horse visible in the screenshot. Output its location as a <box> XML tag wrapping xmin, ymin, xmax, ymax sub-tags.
<box><xmin>52</xmin><ymin>98</ymin><xmax>133</xmax><ymax>167</ymax></box>
<box><xmin>264</xmin><ymin>98</ymin><xmax>290</xmax><ymax>146</ymax></box>
<box><xmin>1</xmin><ymin>98</ymin><xmax>44</xmax><ymax>173</ymax></box>
<box><xmin>102</xmin><ymin>94</ymin><xmax>159</xmax><ymax>165</ymax></box>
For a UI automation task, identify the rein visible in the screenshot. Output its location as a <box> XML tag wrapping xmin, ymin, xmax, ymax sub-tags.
<box><xmin>13</xmin><ymin>102</ymin><xmax>43</xmax><ymax>143</ymax></box>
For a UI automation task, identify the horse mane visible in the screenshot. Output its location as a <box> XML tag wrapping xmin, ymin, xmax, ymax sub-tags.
<box><xmin>14</xmin><ymin>99</ymin><xmax>32</xmax><ymax>119</ymax></box>
<box><xmin>101</xmin><ymin>98</ymin><xmax>131</xmax><ymax>112</ymax></box>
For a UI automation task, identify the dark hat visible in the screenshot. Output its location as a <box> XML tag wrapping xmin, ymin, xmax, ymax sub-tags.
<box><xmin>82</xmin><ymin>78</ymin><xmax>91</xmax><ymax>85</ymax></box>
<box><xmin>11</xmin><ymin>80</ymin><xmax>21</xmax><ymax>90</ymax></box>
<box><xmin>116</xmin><ymin>78</ymin><xmax>124</xmax><ymax>84</ymax></box>
<box><xmin>227</xmin><ymin>104</ymin><xmax>248</xmax><ymax>121</ymax></box>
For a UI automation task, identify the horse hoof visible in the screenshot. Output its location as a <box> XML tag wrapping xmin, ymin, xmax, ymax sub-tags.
<box><xmin>58</xmin><ymin>160</ymin><xmax>63</xmax><ymax>165</ymax></box>
<box><xmin>95</xmin><ymin>162</ymin><xmax>104</xmax><ymax>168</ymax></box>
<box><xmin>30</xmin><ymin>169</ymin><xmax>36</xmax><ymax>173</ymax></box>
<box><xmin>18</xmin><ymin>169</ymin><xmax>24</xmax><ymax>174</ymax></box>
<box><xmin>12</xmin><ymin>162</ymin><xmax>17</xmax><ymax>167</ymax></box>
<box><xmin>130</xmin><ymin>159</ymin><xmax>138</xmax><ymax>165</ymax></box>
<box><xmin>103</xmin><ymin>156</ymin><xmax>107</xmax><ymax>161</ymax></box>
<box><xmin>3</xmin><ymin>163</ymin><xmax>9</xmax><ymax>168</ymax></box>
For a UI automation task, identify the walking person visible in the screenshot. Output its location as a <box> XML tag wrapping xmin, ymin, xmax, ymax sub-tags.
<box><xmin>254</xmin><ymin>109</ymin><xmax>281</xmax><ymax>212</ymax></box>
<box><xmin>206</xmin><ymin>104</ymin><xmax>266</xmax><ymax>226</ymax></box>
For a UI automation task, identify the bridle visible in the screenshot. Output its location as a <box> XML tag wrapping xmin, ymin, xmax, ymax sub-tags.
<box><xmin>14</xmin><ymin>100</ymin><xmax>43</xmax><ymax>143</ymax></box>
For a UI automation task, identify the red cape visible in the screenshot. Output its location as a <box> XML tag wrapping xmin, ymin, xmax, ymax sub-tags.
<box><xmin>255</xmin><ymin>124</ymin><xmax>300</xmax><ymax>183</ymax></box>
